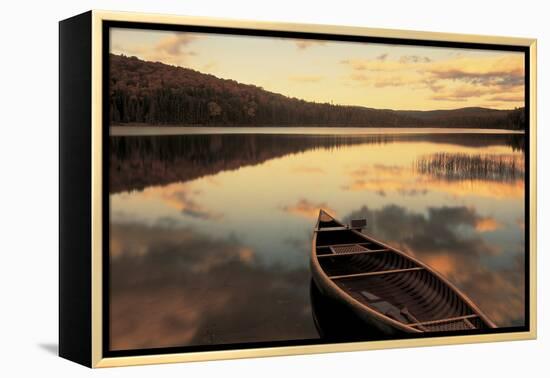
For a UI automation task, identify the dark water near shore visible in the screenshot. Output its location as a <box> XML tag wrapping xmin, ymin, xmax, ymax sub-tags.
<box><xmin>109</xmin><ymin>129</ymin><xmax>525</xmax><ymax>351</ymax></box>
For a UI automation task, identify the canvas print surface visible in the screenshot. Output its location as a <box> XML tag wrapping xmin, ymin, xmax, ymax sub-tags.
<box><xmin>107</xmin><ymin>26</ymin><xmax>527</xmax><ymax>353</ymax></box>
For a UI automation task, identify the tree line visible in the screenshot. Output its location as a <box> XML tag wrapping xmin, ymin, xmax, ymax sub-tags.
<box><xmin>109</xmin><ymin>54</ymin><xmax>525</xmax><ymax>129</ymax></box>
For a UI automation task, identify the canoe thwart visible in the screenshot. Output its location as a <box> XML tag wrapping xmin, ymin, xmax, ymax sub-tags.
<box><xmin>328</xmin><ymin>267</ymin><xmax>424</xmax><ymax>280</ymax></box>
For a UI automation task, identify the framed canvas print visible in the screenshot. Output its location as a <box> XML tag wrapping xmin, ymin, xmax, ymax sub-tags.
<box><xmin>59</xmin><ymin>10</ymin><xmax>537</xmax><ymax>368</ymax></box>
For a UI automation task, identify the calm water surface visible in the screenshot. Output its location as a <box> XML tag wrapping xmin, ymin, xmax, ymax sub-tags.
<box><xmin>109</xmin><ymin>128</ymin><xmax>525</xmax><ymax>351</ymax></box>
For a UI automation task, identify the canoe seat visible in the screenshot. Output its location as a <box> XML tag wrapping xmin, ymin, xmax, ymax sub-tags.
<box><xmin>409</xmin><ymin>314</ymin><xmax>480</xmax><ymax>331</ymax></box>
<box><xmin>330</xmin><ymin>244</ymin><xmax>369</xmax><ymax>254</ymax></box>
<box><xmin>421</xmin><ymin>319</ymin><xmax>476</xmax><ymax>332</ymax></box>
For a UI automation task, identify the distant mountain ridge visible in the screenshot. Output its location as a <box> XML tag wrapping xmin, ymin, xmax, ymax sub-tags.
<box><xmin>109</xmin><ymin>54</ymin><xmax>525</xmax><ymax>130</ymax></box>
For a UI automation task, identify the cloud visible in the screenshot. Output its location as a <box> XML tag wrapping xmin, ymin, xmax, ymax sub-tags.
<box><xmin>281</xmin><ymin>199</ymin><xmax>336</xmax><ymax>219</ymax></box>
<box><xmin>426</xmin><ymin>56</ymin><xmax>524</xmax><ymax>88</ymax></box>
<box><xmin>109</xmin><ymin>223</ymin><xmax>314</xmax><ymax>350</ymax></box>
<box><xmin>373</xmin><ymin>75</ymin><xmax>417</xmax><ymax>88</ymax></box>
<box><xmin>344</xmin><ymin>205</ymin><xmax>500</xmax><ymax>261</ymax></box>
<box><xmin>349</xmin><ymin>72</ymin><xmax>421</xmax><ymax>88</ymax></box>
<box><xmin>342</xmin><ymin>58</ymin><xmax>411</xmax><ymax>72</ymax></box>
<box><xmin>288</xmin><ymin>75</ymin><xmax>324</xmax><ymax>83</ymax></box>
<box><xmin>397</xmin><ymin>188</ymin><xmax>429</xmax><ymax>196</ymax></box>
<box><xmin>430</xmin><ymin>95</ymin><xmax>467</xmax><ymax>102</ymax></box>
<box><xmin>351</xmin><ymin>176</ymin><xmax>525</xmax><ymax>200</ymax></box>
<box><xmin>343</xmin><ymin>158</ymin><xmax>524</xmax><ymax>199</ymax></box>
<box><xmin>399</xmin><ymin>55</ymin><xmax>432</xmax><ymax>63</ymax></box>
<box><xmin>350</xmin><ymin>164</ymin><xmax>403</xmax><ymax>177</ymax></box>
<box><xmin>430</xmin><ymin>86</ymin><xmax>488</xmax><ymax>101</ymax></box>
<box><xmin>341</xmin><ymin>53</ymin><xmax>524</xmax><ymax>108</ymax></box>
<box><xmin>155</xmin><ymin>34</ymin><xmax>198</xmax><ymax>56</ymax></box>
<box><xmin>486</xmin><ymin>94</ymin><xmax>526</xmax><ymax>102</ymax></box>
<box><xmin>112</xmin><ymin>32</ymin><xmax>200</xmax><ymax>67</ymax></box>
<box><xmin>141</xmin><ymin>183</ymin><xmax>224</xmax><ymax>221</ymax></box>
<box><xmin>294</xmin><ymin>39</ymin><xmax>326</xmax><ymax>50</ymax></box>
<box><xmin>475</xmin><ymin>217</ymin><xmax>502</xmax><ymax>232</ymax></box>
<box><xmin>423</xmin><ymin>78</ymin><xmax>445</xmax><ymax>92</ymax></box>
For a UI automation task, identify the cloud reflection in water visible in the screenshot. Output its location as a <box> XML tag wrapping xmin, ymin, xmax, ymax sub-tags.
<box><xmin>110</xmin><ymin>223</ymin><xmax>317</xmax><ymax>351</ymax></box>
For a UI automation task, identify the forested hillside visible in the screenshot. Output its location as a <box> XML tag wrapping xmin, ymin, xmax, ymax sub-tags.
<box><xmin>109</xmin><ymin>54</ymin><xmax>525</xmax><ymax>130</ymax></box>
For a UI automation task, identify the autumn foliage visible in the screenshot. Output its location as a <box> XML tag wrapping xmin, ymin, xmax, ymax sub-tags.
<box><xmin>109</xmin><ymin>54</ymin><xmax>525</xmax><ymax>129</ymax></box>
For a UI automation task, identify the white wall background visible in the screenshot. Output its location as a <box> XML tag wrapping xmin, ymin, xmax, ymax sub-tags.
<box><xmin>0</xmin><ymin>0</ymin><xmax>547</xmax><ymax>376</ymax></box>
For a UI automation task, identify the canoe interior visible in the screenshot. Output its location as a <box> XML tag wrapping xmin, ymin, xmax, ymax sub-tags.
<box><xmin>310</xmin><ymin>280</ymin><xmax>389</xmax><ymax>341</ymax></box>
<box><xmin>315</xmin><ymin>212</ymin><xmax>493</xmax><ymax>332</ymax></box>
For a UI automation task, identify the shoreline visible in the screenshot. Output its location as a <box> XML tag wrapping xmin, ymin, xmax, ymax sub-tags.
<box><xmin>109</xmin><ymin>125</ymin><xmax>526</xmax><ymax>137</ymax></box>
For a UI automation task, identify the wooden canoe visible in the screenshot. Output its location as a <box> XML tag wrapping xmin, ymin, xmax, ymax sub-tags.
<box><xmin>310</xmin><ymin>210</ymin><xmax>496</xmax><ymax>334</ymax></box>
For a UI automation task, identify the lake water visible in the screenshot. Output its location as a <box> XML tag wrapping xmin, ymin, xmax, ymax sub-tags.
<box><xmin>108</xmin><ymin>128</ymin><xmax>525</xmax><ymax>351</ymax></box>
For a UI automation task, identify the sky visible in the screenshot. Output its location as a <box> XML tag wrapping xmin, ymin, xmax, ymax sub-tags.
<box><xmin>110</xmin><ymin>28</ymin><xmax>525</xmax><ymax>111</ymax></box>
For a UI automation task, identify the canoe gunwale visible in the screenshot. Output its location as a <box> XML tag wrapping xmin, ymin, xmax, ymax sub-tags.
<box><xmin>317</xmin><ymin>249</ymin><xmax>390</xmax><ymax>258</ymax></box>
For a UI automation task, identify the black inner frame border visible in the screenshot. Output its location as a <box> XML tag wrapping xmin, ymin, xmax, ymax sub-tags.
<box><xmin>101</xmin><ymin>19</ymin><xmax>531</xmax><ymax>359</ymax></box>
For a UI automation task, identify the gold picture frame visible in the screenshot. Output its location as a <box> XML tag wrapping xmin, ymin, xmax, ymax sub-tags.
<box><xmin>59</xmin><ymin>10</ymin><xmax>537</xmax><ymax>368</ymax></box>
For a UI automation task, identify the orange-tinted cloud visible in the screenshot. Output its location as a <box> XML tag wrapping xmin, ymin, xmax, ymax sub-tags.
<box><xmin>341</xmin><ymin>53</ymin><xmax>524</xmax><ymax>108</ymax></box>
<box><xmin>344</xmin><ymin>172</ymin><xmax>524</xmax><ymax>200</ymax></box>
<box><xmin>423</xmin><ymin>254</ymin><xmax>455</xmax><ymax>276</ymax></box>
<box><xmin>114</xmin><ymin>32</ymin><xmax>200</xmax><ymax>66</ymax></box>
<box><xmin>475</xmin><ymin>217</ymin><xmax>502</xmax><ymax>232</ymax></box>
<box><xmin>156</xmin><ymin>33</ymin><xmax>197</xmax><ymax>55</ymax></box>
<box><xmin>426</xmin><ymin>55</ymin><xmax>524</xmax><ymax>87</ymax></box>
<box><xmin>350</xmin><ymin>72</ymin><xmax>420</xmax><ymax>88</ymax></box>
<box><xmin>399</xmin><ymin>55</ymin><xmax>432</xmax><ymax>64</ymax></box>
<box><xmin>487</xmin><ymin>94</ymin><xmax>525</xmax><ymax>102</ymax></box>
<box><xmin>281</xmin><ymin>199</ymin><xmax>336</xmax><ymax>219</ymax></box>
<box><xmin>343</xmin><ymin>154</ymin><xmax>524</xmax><ymax>200</ymax></box>
<box><xmin>140</xmin><ymin>183</ymin><xmax>223</xmax><ymax>221</ymax></box>
<box><xmin>431</xmin><ymin>86</ymin><xmax>489</xmax><ymax>101</ymax></box>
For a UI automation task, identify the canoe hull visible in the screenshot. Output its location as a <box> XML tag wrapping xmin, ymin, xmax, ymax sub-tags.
<box><xmin>310</xmin><ymin>259</ymin><xmax>405</xmax><ymax>335</ymax></box>
<box><xmin>310</xmin><ymin>210</ymin><xmax>496</xmax><ymax>334</ymax></box>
